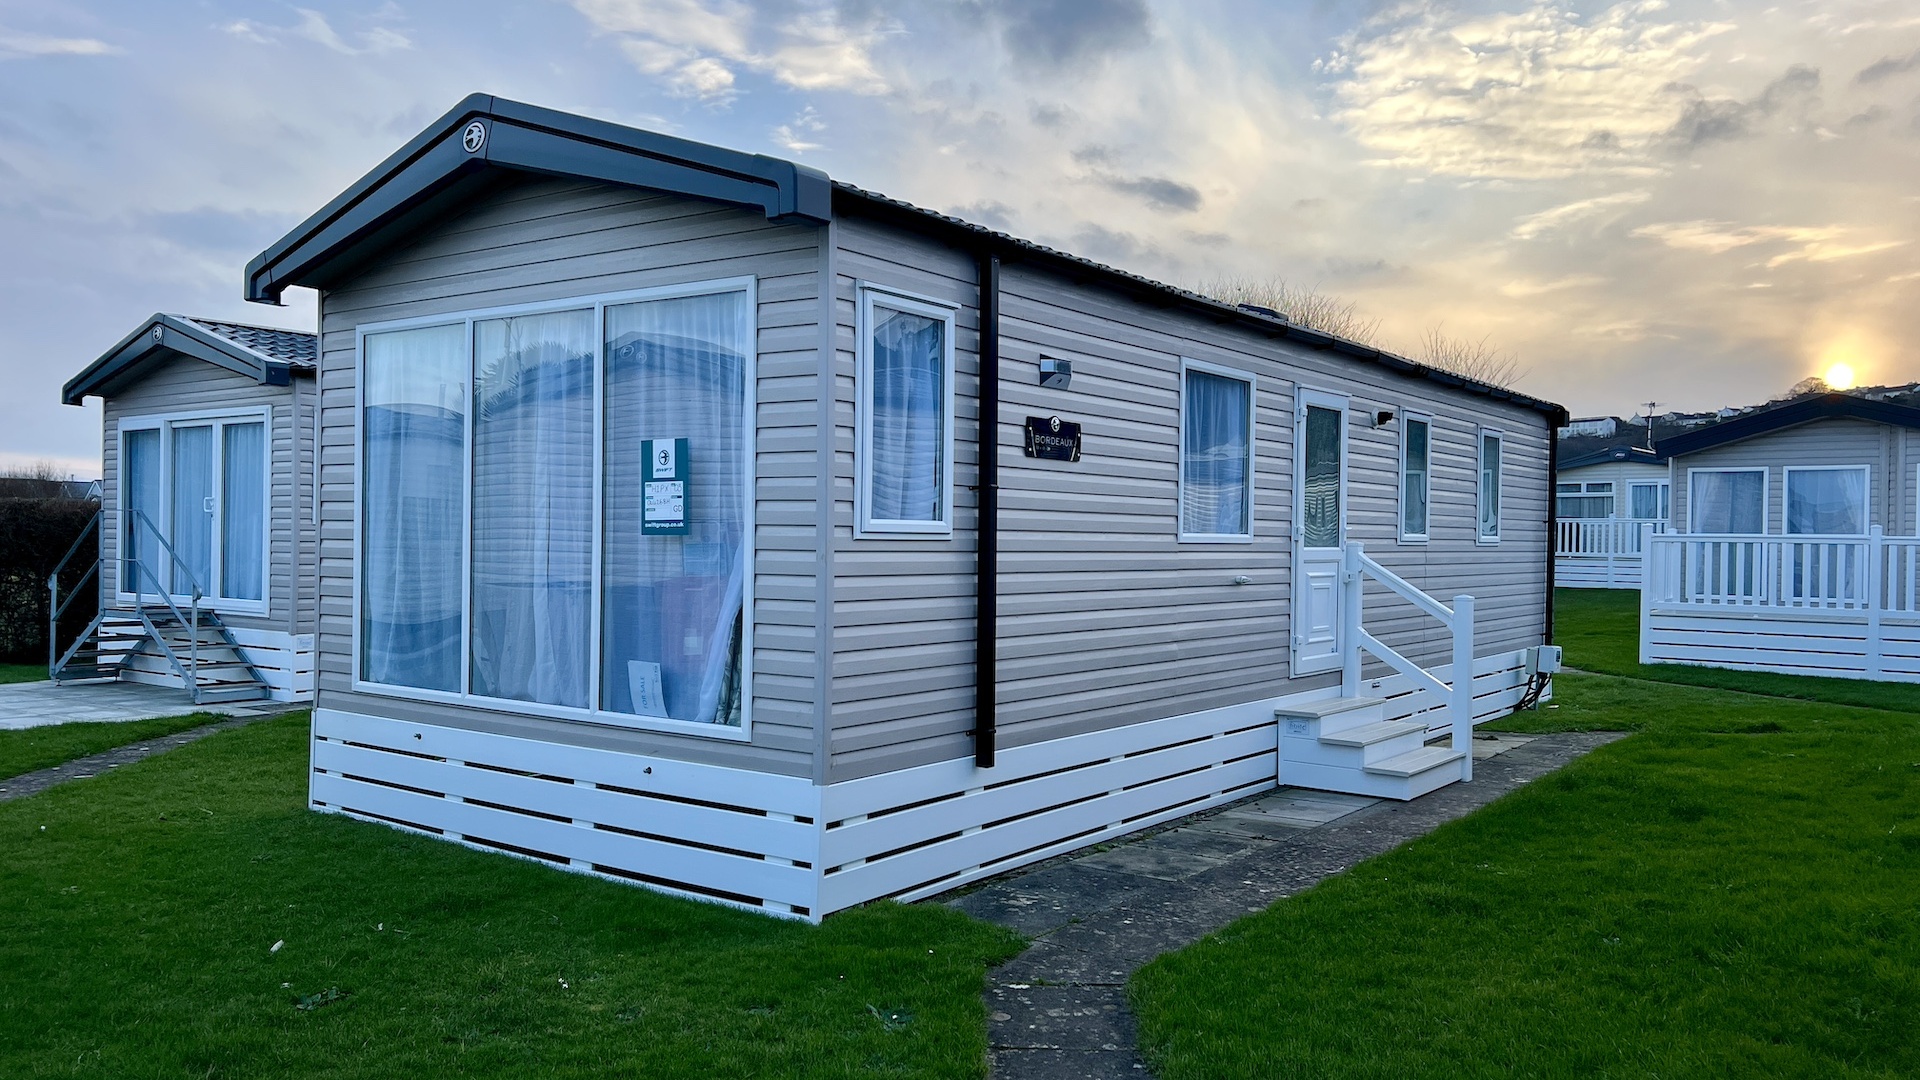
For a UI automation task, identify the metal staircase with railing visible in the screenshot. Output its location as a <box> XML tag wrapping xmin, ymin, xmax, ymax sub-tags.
<box><xmin>1277</xmin><ymin>540</ymin><xmax>1476</xmax><ymax>801</ymax></box>
<box><xmin>49</xmin><ymin>509</ymin><xmax>271</xmax><ymax>705</ymax></box>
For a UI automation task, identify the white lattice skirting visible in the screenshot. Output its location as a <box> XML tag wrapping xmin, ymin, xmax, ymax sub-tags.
<box><xmin>309</xmin><ymin>646</ymin><xmax>1539</xmax><ymax>921</ymax></box>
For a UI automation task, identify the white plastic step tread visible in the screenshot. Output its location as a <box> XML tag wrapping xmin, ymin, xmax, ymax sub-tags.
<box><xmin>1365</xmin><ymin>744</ymin><xmax>1466</xmax><ymax>778</ymax></box>
<box><xmin>1318</xmin><ymin>720</ymin><xmax>1425</xmax><ymax>748</ymax></box>
<box><xmin>1274</xmin><ymin>697</ymin><xmax>1384</xmax><ymax>721</ymax></box>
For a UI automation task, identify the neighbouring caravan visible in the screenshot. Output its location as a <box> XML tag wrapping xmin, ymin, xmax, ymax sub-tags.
<box><xmin>241</xmin><ymin>95</ymin><xmax>1566</xmax><ymax>919</ymax></box>
<box><xmin>1640</xmin><ymin>393</ymin><xmax>1920</xmax><ymax>683</ymax></box>
<box><xmin>57</xmin><ymin>314</ymin><xmax>319</xmax><ymax>703</ymax></box>
<box><xmin>1553</xmin><ymin>442</ymin><xmax>1671</xmax><ymax>589</ymax></box>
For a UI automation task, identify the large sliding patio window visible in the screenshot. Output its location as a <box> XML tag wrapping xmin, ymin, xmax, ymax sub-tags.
<box><xmin>357</xmin><ymin>280</ymin><xmax>755</xmax><ymax>735</ymax></box>
<box><xmin>118</xmin><ymin>411</ymin><xmax>268</xmax><ymax>608</ymax></box>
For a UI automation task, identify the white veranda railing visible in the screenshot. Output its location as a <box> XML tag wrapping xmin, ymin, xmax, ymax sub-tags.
<box><xmin>1340</xmin><ymin>541</ymin><xmax>1475</xmax><ymax>783</ymax></box>
<box><xmin>1643</xmin><ymin>525</ymin><xmax>1920</xmax><ymax>614</ymax></box>
<box><xmin>1555</xmin><ymin>517</ymin><xmax>1667</xmax><ymax>558</ymax></box>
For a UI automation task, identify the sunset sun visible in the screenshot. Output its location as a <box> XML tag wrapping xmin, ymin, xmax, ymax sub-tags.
<box><xmin>1823</xmin><ymin>361</ymin><xmax>1857</xmax><ymax>390</ymax></box>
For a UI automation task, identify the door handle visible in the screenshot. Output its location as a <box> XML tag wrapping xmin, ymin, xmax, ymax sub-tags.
<box><xmin>203</xmin><ymin>496</ymin><xmax>215</xmax><ymax>515</ymax></box>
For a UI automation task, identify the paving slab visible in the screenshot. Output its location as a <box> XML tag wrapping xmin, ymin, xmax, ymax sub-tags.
<box><xmin>945</xmin><ymin>729</ymin><xmax>1629</xmax><ymax>1079</ymax></box>
<box><xmin>0</xmin><ymin>679</ymin><xmax>285</xmax><ymax>730</ymax></box>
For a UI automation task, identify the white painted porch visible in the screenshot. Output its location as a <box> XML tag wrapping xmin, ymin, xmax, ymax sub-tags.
<box><xmin>1641</xmin><ymin>526</ymin><xmax>1920</xmax><ymax>683</ymax></box>
<box><xmin>1554</xmin><ymin>518</ymin><xmax>1668</xmax><ymax>589</ymax></box>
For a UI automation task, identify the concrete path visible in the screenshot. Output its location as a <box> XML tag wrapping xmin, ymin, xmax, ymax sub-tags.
<box><xmin>945</xmin><ymin>730</ymin><xmax>1627</xmax><ymax>1079</ymax></box>
<box><xmin>0</xmin><ymin>679</ymin><xmax>284</xmax><ymax>730</ymax></box>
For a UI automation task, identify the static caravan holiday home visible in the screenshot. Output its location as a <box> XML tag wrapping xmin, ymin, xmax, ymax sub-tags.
<box><xmin>56</xmin><ymin>314</ymin><xmax>320</xmax><ymax>703</ymax></box>
<box><xmin>1642</xmin><ymin>392</ymin><xmax>1920</xmax><ymax>683</ymax></box>
<box><xmin>1553</xmin><ymin>442</ymin><xmax>1671</xmax><ymax>589</ymax></box>
<box><xmin>242</xmin><ymin>95</ymin><xmax>1567</xmax><ymax>919</ymax></box>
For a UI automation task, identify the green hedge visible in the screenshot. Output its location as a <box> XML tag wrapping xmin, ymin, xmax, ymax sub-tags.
<box><xmin>0</xmin><ymin>498</ymin><xmax>99</xmax><ymax>664</ymax></box>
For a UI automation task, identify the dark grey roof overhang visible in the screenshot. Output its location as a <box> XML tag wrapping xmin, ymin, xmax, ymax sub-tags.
<box><xmin>1659</xmin><ymin>392</ymin><xmax>1920</xmax><ymax>458</ymax></box>
<box><xmin>63</xmin><ymin>313</ymin><xmax>313</xmax><ymax>406</ymax></box>
<box><xmin>243</xmin><ymin>92</ymin><xmax>1565</xmax><ymax>424</ymax></box>
<box><xmin>244</xmin><ymin>93</ymin><xmax>832</xmax><ymax>305</ymax></box>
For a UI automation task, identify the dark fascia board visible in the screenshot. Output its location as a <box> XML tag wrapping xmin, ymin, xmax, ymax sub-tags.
<box><xmin>244</xmin><ymin>93</ymin><xmax>832</xmax><ymax>304</ymax></box>
<box><xmin>1559</xmin><ymin>445</ymin><xmax>1665</xmax><ymax>472</ymax></box>
<box><xmin>1658</xmin><ymin>392</ymin><xmax>1920</xmax><ymax>458</ymax></box>
<box><xmin>63</xmin><ymin>314</ymin><xmax>290</xmax><ymax>406</ymax></box>
<box><xmin>831</xmin><ymin>184</ymin><xmax>1569</xmax><ymax>424</ymax></box>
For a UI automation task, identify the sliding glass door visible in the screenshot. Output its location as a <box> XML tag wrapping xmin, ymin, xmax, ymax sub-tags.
<box><xmin>357</xmin><ymin>280</ymin><xmax>755</xmax><ymax>734</ymax></box>
<box><xmin>120</xmin><ymin>413</ymin><xmax>267</xmax><ymax>606</ymax></box>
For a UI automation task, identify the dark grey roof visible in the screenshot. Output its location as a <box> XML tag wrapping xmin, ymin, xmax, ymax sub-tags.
<box><xmin>245</xmin><ymin>93</ymin><xmax>1567</xmax><ymax>424</ymax></box>
<box><xmin>63</xmin><ymin>313</ymin><xmax>316</xmax><ymax>406</ymax></box>
<box><xmin>1559</xmin><ymin>444</ymin><xmax>1665</xmax><ymax>472</ymax></box>
<box><xmin>1659</xmin><ymin>392</ymin><xmax>1920</xmax><ymax>458</ymax></box>
<box><xmin>184</xmin><ymin>317</ymin><xmax>317</xmax><ymax>368</ymax></box>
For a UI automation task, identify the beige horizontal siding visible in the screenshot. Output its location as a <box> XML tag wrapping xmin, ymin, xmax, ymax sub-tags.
<box><xmin>1671</xmin><ymin>418</ymin><xmax>1909</xmax><ymax>534</ymax></box>
<box><xmin>316</xmin><ymin>176</ymin><xmax>822</xmax><ymax>779</ymax></box>
<box><xmin>98</xmin><ymin>355</ymin><xmax>306</xmax><ymax>635</ymax></box>
<box><xmin>825</xmin><ymin>213</ymin><xmax>1553</xmax><ymax>783</ymax></box>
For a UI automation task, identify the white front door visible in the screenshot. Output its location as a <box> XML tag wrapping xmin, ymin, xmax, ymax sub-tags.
<box><xmin>1291</xmin><ymin>389</ymin><xmax>1348</xmax><ymax>675</ymax></box>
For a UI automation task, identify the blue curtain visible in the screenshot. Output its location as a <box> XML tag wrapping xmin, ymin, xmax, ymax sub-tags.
<box><xmin>869</xmin><ymin>308</ymin><xmax>945</xmax><ymax>523</ymax></box>
<box><xmin>1184</xmin><ymin>370</ymin><xmax>1252</xmax><ymax>536</ymax></box>
<box><xmin>1692</xmin><ymin>471</ymin><xmax>1765</xmax><ymax>533</ymax></box>
<box><xmin>362</xmin><ymin>324</ymin><xmax>467</xmax><ymax>692</ymax></box>
<box><xmin>1402</xmin><ymin>419</ymin><xmax>1428</xmax><ymax>536</ymax></box>
<box><xmin>123</xmin><ymin>428</ymin><xmax>161</xmax><ymax>595</ymax></box>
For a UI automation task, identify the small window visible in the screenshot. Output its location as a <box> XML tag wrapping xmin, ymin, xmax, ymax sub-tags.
<box><xmin>1688</xmin><ymin>468</ymin><xmax>1765</xmax><ymax>533</ymax></box>
<box><xmin>1628</xmin><ymin>481</ymin><xmax>1670</xmax><ymax>521</ymax></box>
<box><xmin>857</xmin><ymin>286</ymin><xmax>956</xmax><ymax>536</ymax></box>
<box><xmin>1400</xmin><ymin>414</ymin><xmax>1430</xmax><ymax>541</ymax></box>
<box><xmin>1785</xmin><ymin>466</ymin><xmax>1869</xmax><ymax>535</ymax></box>
<box><xmin>1180</xmin><ymin>361</ymin><xmax>1255</xmax><ymax>540</ymax></box>
<box><xmin>1477</xmin><ymin>429</ymin><xmax>1503</xmax><ymax>542</ymax></box>
<box><xmin>1556</xmin><ymin>481</ymin><xmax>1614</xmax><ymax>520</ymax></box>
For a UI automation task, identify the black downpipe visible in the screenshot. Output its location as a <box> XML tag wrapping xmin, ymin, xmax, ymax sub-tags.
<box><xmin>974</xmin><ymin>253</ymin><xmax>1001</xmax><ymax>768</ymax></box>
<box><xmin>1545</xmin><ymin>415</ymin><xmax>1562</xmax><ymax>645</ymax></box>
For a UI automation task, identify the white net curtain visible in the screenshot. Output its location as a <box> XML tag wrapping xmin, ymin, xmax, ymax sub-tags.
<box><xmin>359</xmin><ymin>289</ymin><xmax>751</xmax><ymax>728</ymax></box>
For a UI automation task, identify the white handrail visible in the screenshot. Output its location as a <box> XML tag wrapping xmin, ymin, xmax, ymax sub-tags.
<box><xmin>1340</xmin><ymin>541</ymin><xmax>1473</xmax><ymax>784</ymax></box>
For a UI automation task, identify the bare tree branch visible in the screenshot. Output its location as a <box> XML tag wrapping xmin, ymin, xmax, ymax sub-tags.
<box><xmin>1414</xmin><ymin>326</ymin><xmax>1527</xmax><ymax>389</ymax></box>
<box><xmin>0</xmin><ymin>460</ymin><xmax>68</xmax><ymax>482</ymax></box>
<box><xmin>1194</xmin><ymin>276</ymin><xmax>1382</xmax><ymax>346</ymax></box>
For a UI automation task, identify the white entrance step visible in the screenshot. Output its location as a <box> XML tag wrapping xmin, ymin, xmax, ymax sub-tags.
<box><xmin>1278</xmin><ymin>696</ymin><xmax>1467</xmax><ymax>802</ymax></box>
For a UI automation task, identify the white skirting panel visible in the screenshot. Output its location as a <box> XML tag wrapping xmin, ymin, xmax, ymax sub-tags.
<box><xmin>110</xmin><ymin>627</ymin><xmax>316</xmax><ymax>702</ymax></box>
<box><xmin>815</xmin><ymin>701</ymin><xmax>1279</xmax><ymax>913</ymax></box>
<box><xmin>306</xmin><ymin>645</ymin><xmax>1541</xmax><ymax>922</ymax></box>
<box><xmin>309</xmin><ymin>708</ymin><xmax>821</xmax><ymax>918</ymax></box>
<box><xmin>1555</xmin><ymin>557</ymin><xmax>1643</xmax><ymax>590</ymax></box>
<box><xmin>1642</xmin><ymin>608</ymin><xmax>1920</xmax><ymax>683</ymax></box>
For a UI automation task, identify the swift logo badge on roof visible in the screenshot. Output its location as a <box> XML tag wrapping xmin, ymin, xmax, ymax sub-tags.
<box><xmin>461</xmin><ymin>121</ymin><xmax>487</xmax><ymax>154</ymax></box>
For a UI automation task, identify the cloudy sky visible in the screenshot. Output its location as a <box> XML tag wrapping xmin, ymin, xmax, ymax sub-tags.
<box><xmin>3</xmin><ymin>0</ymin><xmax>1918</xmax><ymax>476</ymax></box>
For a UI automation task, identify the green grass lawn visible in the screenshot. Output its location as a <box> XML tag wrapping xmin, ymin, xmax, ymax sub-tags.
<box><xmin>1554</xmin><ymin>588</ymin><xmax>1920</xmax><ymax>714</ymax></box>
<box><xmin>1130</xmin><ymin>594</ymin><xmax>1920</xmax><ymax>1078</ymax></box>
<box><xmin>0</xmin><ymin>713</ymin><xmax>226</xmax><ymax>781</ymax></box>
<box><xmin>0</xmin><ymin>715</ymin><xmax>1023</xmax><ymax>1078</ymax></box>
<box><xmin>0</xmin><ymin>662</ymin><xmax>47</xmax><ymax>685</ymax></box>
<box><xmin>1133</xmin><ymin>673</ymin><xmax>1920</xmax><ymax>1078</ymax></box>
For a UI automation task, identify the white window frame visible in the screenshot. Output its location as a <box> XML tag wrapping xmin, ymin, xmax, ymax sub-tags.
<box><xmin>1555</xmin><ymin>480</ymin><xmax>1616</xmax><ymax>520</ymax></box>
<box><xmin>1782</xmin><ymin>464</ymin><xmax>1872</xmax><ymax>536</ymax></box>
<box><xmin>1627</xmin><ymin>480</ymin><xmax>1670</xmax><ymax>522</ymax></box>
<box><xmin>1178</xmin><ymin>357</ymin><xmax>1258</xmax><ymax>544</ymax></box>
<box><xmin>855</xmin><ymin>283</ymin><xmax>958</xmax><ymax>538</ymax></box>
<box><xmin>1685</xmin><ymin>467</ymin><xmax>1769</xmax><ymax>534</ymax></box>
<box><xmin>1398</xmin><ymin>411</ymin><xmax>1432</xmax><ymax>543</ymax></box>
<box><xmin>115</xmin><ymin>406</ymin><xmax>273</xmax><ymax>615</ymax></box>
<box><xmin>351</xmin><ymin>277</ymin><xmax>759</xmax><ymax>742</ymax></box>
<box><xmin>1476</xmin><ymin>426</ymin><xmax>1503</xmax><ymax>545</ymax></box>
